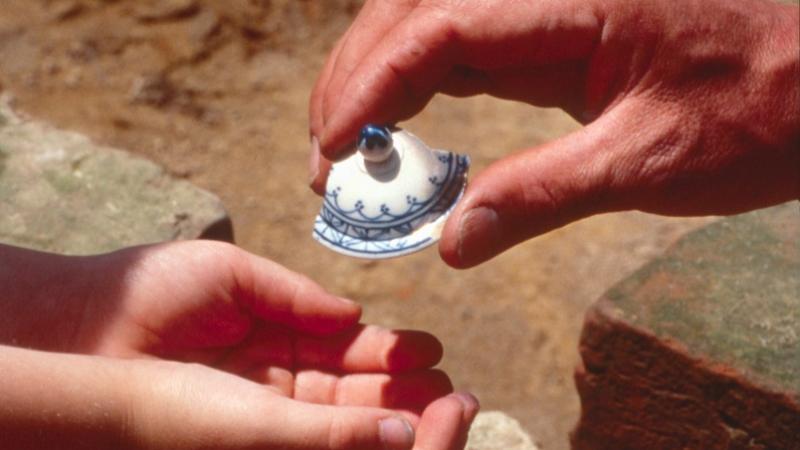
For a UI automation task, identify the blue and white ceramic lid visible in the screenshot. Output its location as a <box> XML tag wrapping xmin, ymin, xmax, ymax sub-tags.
<box><xmin>313</xmin><ymin>125</ymin><xmax>470</xmax><ymax>259</ymax></box>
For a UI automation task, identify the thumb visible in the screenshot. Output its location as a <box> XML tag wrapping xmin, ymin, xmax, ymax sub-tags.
<box><xmin>439</xmin><ymin>109</ymin><xmax>629</xmax><ymax>268</ymax></box>
<box><xmin>239</xmin><ymin>250</ymin><xmax>362</xmax><ymax>335</ymax></box>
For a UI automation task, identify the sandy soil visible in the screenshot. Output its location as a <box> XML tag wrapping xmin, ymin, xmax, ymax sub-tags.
<box><xmin>0</xmin><ymin>1</ymin><xmax>714</xmax><ymax>448</ymax></box>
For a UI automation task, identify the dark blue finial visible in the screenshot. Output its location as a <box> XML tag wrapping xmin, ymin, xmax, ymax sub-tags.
<box><xmin>358</xmin><ymin>124</ymin><xmax>394</xmax><ymax>162</ymax></box>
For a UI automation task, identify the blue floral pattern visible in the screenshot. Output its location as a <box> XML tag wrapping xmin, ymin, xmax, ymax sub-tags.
<box><xmin>313</xmin><ymin>152</ymin><xmax>469</xmax><ymax>258</ymax></box>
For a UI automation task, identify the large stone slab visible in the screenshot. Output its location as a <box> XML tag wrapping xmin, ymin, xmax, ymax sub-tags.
<box><xmin>467</xmin><ymin>411</ymin><xmax>539</xmax><ymax>450</ymax></box>
<box><xmin>572</xmin><ymin>203</ymin><xmax>799</xmax><ymax>449</ymax></box>
<box><xmin>0</xmin><ymin>96</ymin><xmax>232</xmax><ymax>254</ymax></box>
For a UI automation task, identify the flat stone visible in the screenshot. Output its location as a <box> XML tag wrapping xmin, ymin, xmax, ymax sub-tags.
<box><xmin>467</xmin><ymin>411</ymin><xmax>539</xmax><ymax>450</ymax></box>
<box><xmin>572</xmin><ymin>203</ymin><xmax>799</xmax><ymax>450</ymax></box>
<box><xmin>0</xmin><ymin>96</ymin><xmax>232</xmax><ymax>255</ymax></box>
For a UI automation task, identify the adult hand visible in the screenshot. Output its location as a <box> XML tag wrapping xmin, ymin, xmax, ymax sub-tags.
<box><xmin>308</xmin><ymin>0</ymin><xmax>799</xmax><ymax>268</ymax></box>
<box><xmin>0</xmin><ymin>241</ymin><xmax>478</xmax><ymax>449</ymax></box>
<box><xmin>1</xmin><ymin>344</ymin><xmax>479</xmax><ymax>450</ymax></box>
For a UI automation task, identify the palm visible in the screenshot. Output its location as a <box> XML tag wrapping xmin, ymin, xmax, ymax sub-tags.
<box><xmin>91</xmin><ymin>260</ymin><xmax>252</xmax><ymax>362</ymax></box>
<box><xmin>78</xmin><ymin>241</ymin><xmax>449</xmax><ymax>413</ymax></box>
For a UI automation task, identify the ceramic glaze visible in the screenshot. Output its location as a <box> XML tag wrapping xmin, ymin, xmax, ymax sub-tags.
<box><xmin>313</xmin><ymin>125</ymin><xmax>469</xmax><ymax>259</ymax></box>
<box><xmin>357</xmin><ymin>124</ymin><xmax>394</xmax><ymax>162</ymax></box>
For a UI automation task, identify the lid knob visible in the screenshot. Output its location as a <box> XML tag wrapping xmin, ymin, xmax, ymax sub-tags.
<box><xmin>357</xmin><ymin>124</ymin><xmax>394</xmax><ymax>163</ymax></box>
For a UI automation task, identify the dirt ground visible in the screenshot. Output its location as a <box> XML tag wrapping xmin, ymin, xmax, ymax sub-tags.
<box><xmin>0</xmin><ymin>1</ymin><xmax>714</xmax><ymax>448</ymax></box>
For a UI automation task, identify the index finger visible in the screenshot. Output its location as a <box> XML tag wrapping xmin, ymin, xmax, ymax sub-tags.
<box><xmin>309</xmin><ymin>0</ymin><xmax>422</xmax><ymax>141</ymax></box>
<box><xmin>316</xmin><ymin>0</ymin><xmax>604</xmax><ymax>160</ymax></box>
<box><xmin>318</xmin><ymin>6</ymin><xmax>457</xmax><ymax>160</ymax></box>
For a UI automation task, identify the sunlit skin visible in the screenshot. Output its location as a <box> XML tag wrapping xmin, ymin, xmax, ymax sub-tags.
<box><xmin>0</xmin><ymin>241</ymin><xmax>478</xmax><ymax>450</ymax></box>
<box><xmin>308</xmin><ymin>0</ymin><xmax>799</xmax><ymax>268</ymax></box>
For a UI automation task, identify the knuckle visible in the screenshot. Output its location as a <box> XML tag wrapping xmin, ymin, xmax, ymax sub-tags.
<box><xmin>508</xmin><ymin>170</ymin><xmax>562</xmax><ymax>218</ymax></box>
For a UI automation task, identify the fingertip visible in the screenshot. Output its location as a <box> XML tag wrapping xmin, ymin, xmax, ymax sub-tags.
<box><xmin>242</xmin><ymin>254</ymin><xmax>363</xmax><ymax>334</ymax></box>
<box><xmin>432</xmin><ymin>369</ymin><xmax>455</xmax><ymax>393</ymax></box>
<box><xmin>319</xmin><ymin>125</ymin><xmax>357</xmax><ymax>162</ymax></box>
<box><xmin>325</xmin><ymin>295</ymin><xmax>363</xmax><ymax>331</ymax></box>
<box><xmin>339</xmin><ymin>296</ymin><xmax>363</xmax><ymax>319</ymax></box>
<box><xmin>309</xmin><ymin>154</ymin><xmax>333</xmax><ymax>196</ymax></box>
<box><xmin>309</xmin><ymin>172</ymin><xmax>330</xmax><ymax>197</ymax></box>
<box><xmin>385</xmin><ymin>330</ymin><xmax>444</xmax><ymax>372</ymax></box>
<box><xmin>439</xmin><ymin>204</ymin><xmax>501</xmax><ymax>269</ymax></box>
<box><xmin>384</xmin><ymin>369</ymin><xmax>454</xmax><ymax>413</ymax></box>
<box><xmin>438</xmin><ymin>215</ymin><xmax>464</xmax><ymax>269</ymax></box>
<box><xmin>439</xmin><ymin>198</ymin><xmax>470</xmax><ymax>268</ymax></box>
<box><xmin>440</xmin><ymin>394</ymin><xmax>468</xmax><ymax>416</ymax></box>
<box><xmin>452</xmin><ymin>392</ymin><xmax>480</xmax><ymax>424</ymax></box>
<box><xmin>412</xmin><ymin>393</ymin><xmax>472</xmax><ymax>450</ymax></box>
<box><xmin>309</xmin><ymin>135</ymin><xmax>321</xmax><ymax>183</ymax></box>
<box><xmin>310</xmin><ymin>180</ymin><xmax>327</xmax><ymax>196</ymax></box>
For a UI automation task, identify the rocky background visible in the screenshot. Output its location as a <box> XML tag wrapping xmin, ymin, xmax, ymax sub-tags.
<box><xmin>0</xmin><ymin>1</ymin><xmax>719</xmax><ymax>448</ymax></box>
<box><xmin>573</xmin><ymin>204</ymin><xmax>799</xmax><ymax>449</ymax></box>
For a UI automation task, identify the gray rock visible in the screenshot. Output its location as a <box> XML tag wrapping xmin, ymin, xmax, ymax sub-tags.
<box><xmin>0</xmin><ymin>95</ymin><xmax>232</xmax><ymax>255</ymax></box>
<box><xmin>572</xmin><ymin>203</ymin><xmax>799</xmax><ymax>450</ymax></box>
<box><xmin>467</xmin><ymin>411</ymin><xmax>539</xmax><ymax>450</ymax></box>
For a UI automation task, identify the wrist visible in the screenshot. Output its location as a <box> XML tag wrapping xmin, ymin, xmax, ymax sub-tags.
<box><xmin>0</xmin><ymin>244</ymin><xmax>94</xmax><ymax>352</ymax></box>
<box><xmin>0</xmin><ymin>345</ymin><xmax>134</xmax><ymax>450</ymax></box>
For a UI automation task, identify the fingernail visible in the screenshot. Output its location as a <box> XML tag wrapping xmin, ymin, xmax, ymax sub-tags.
<box><xmin>456</xmin><ymin>206</ymin><xmax>500</xmax><ymax>266</ymax></box>
<box><xmin>452</xmin><ymin>392</ymin><xmax>481</xmax><ymax>422</ymax></box>
<box><xmin>379</xmin><ymin>416</ymin><xmax>414</xmax><ymax>450</ymax></box>
<box><xmin>453</xmin><ymin>392</ymin><xmax>480</xmax><ymax>411</ymax></box>
<box><xmin>309</xmin><ymin>136</ymin><xmax>320</xmax><ymax>186</ymax></box>
<box><xmin>334</xmin><ymin>296</ymin><xmax>358</xmax><ymax>307</ymax></box>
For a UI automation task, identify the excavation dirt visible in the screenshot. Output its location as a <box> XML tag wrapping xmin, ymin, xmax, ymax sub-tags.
<box><xmin>0</xmin><ymin>1</ymin><xmax>713</xmax><ymax>448</ymax></box>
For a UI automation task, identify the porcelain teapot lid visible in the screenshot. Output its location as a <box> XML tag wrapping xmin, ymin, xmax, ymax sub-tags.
<box><xmin>313</xmin><ymin>124</ymin><xmax>470</xmax><ymax>259</ymax></box>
